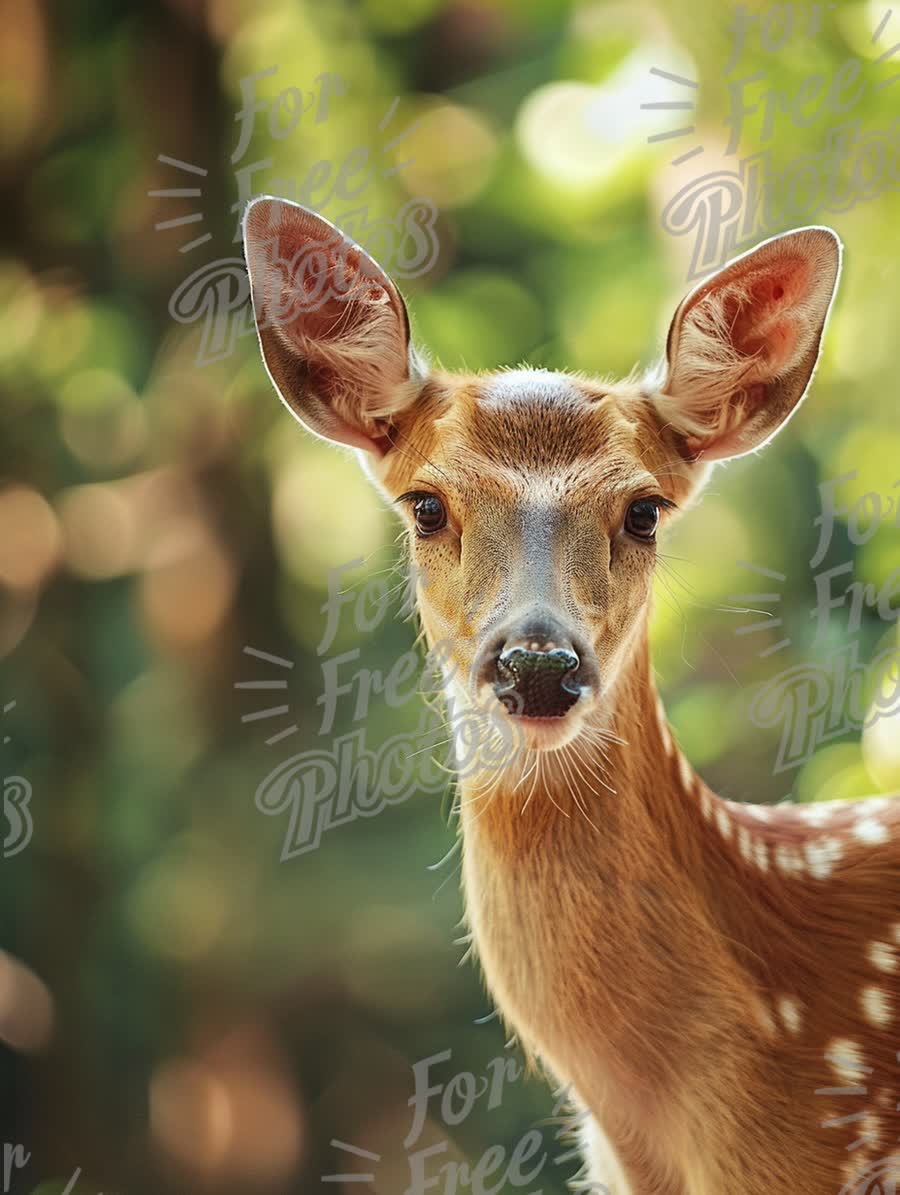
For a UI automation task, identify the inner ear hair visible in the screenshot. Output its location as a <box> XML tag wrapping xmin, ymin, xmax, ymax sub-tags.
<box><xmin>655</xmin><ymin>226</ymin><xmax>842</xmax><ymax>463</ymax></box>
<box><xmin>243</xmin><ymin>195</ymin><xmax>430</xmax><ymax>457</ymax></box>
<box><xmin>663</xmin><ymin>275</ymin><xmax>768</xmax><ymax>426</ymax></box>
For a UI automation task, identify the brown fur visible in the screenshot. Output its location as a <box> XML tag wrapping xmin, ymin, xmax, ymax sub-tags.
<box><xmin>384</xmin><ymin>369</ymin><xmax>900</xmax><ymax>1194</ymax></box>
<box><xmin>243</xmin><ymin>203</ymin><xmax>898</xmax><ymax>1194</ymax></box>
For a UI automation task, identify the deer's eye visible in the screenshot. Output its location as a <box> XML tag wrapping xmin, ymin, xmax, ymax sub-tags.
<box><xmin>624</xmin><ymin>499</ymin><xmax>660</xmax><ymax>540</ymax></box>
<box><xmin>413</xmin><ymin>494</ymin><xmax>447</xmax><ymax>537</ymax></box>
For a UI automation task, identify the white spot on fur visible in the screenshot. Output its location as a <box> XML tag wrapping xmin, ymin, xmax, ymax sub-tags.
<box><xmin>754</xmin><ymin>840</ymin><xmax>769</xmax><ymax>870</ymax></box>
<box><xmin>656</xmin><ymin>698</ymin><xmax>674</xmax><ymax>756</ymax></box>
<box><xmin>827</xmin><ymin>1039</ymin><xmax>866</xmax><ymax>1080</ymax></box>
<box><xmin>799</xmin><ymin>803</ymin><xmax>833</xmax><ymax>826</ymax></box>
<box><xmin>861</xmin><ymin>986</ymin><xmax>892</xmax><ymax>1028</ymax></box>
<box><xmin>778</xmin><ymin>996</ymin><xmax>803</xmax><ymax>1034</ymax></box>
<box><xmin>775</xmin><ymin>844</ymin><xmax>804</xmax><ymax>876</ymax></box>
<box><xmin>860</xmin><ymin>797</ymin><xmax>891</xmax><ymax>815</ymax></box>
<box><xmin>676</xmin><ymin>752</ymin><xmax>694</xmax><ymax>794</ymax></box>
<box><xmin>855</xmin><ymin>816</ymin><xmax>890</xmax><ymax>845</ymax></box>
<box><xmin>738</xmin><ymin>826</ymin><xmax>753</xmax><ymax>863</ymax></box>
<box><xmin>746</xmin><ymin>805</ymin><xmax>771</xmax><ymax>822</ymax></box>
<box><xmin>868</xmin><ymin>942</ymin><xmax>898</xmax><ymax>974</ymax></box>
<box><xmin>715</xmin><ymin>805</ymin><xmax>732</xmax><ymax>840</ymax></box>
<box><xmin>805</xmin><ymin>837</ymin><xmax>843</xmax><ymax>879</ymax></box>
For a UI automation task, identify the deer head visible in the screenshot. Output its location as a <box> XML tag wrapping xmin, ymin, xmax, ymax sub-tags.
<box><xmin>243</xmin><ymin>199</ymin><xmax>841</xmax><ymax>765</ymax></box>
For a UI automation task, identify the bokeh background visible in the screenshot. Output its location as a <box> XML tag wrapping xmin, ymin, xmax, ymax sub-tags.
<box><xmin>2</xmin><ymin>0</ymin><xmax>900</xmax><ymax>1190</ymax></box>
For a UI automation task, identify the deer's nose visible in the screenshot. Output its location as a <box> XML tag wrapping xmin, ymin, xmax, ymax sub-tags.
<box><xmin>493</xmin><ymin>641</ymin><xmax>582</xmax><ymax>719</ymax></box>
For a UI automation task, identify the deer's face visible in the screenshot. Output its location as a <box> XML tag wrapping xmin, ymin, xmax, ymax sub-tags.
<box><xmin>375</xmin><ymin>368</ymin><xmax>689</xmax><ymax>749</ymax></box>
<box><xmin>243</xmin><ymin>199</ymin><xmax>840</xmax><ymax>756</ymax></box>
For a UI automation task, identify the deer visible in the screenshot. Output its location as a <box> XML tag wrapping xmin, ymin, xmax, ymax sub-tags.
<box><xmin>242</xmin><ymin>196</ymin><xmax>900</xmax><ymax>1195</ymax></box>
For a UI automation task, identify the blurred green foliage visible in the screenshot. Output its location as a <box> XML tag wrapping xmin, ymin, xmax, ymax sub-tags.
<box><xmin>1</xmin><ymin>0</ymin><xmax>899</xmax><ymax>1191</ymax></box>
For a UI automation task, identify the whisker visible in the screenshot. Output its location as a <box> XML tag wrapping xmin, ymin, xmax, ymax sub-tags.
<box><xmin>520</xmin><ymin>751</ymin><xmax>544</xmax><ymax>815</ymax></box>
<box><xmin>514</xmin><ymin>753</ymin><xmax>539</xmax><ymax>793</ymax></box>
<box><xmin>559</xmin><ymin>748</ymin><xmax>602</xmax><ymax>834</ymax></box>
<box><xmin>386</xmin><ymin>424</ymin><xmax>454</xmax><ymax>487</ymax></box>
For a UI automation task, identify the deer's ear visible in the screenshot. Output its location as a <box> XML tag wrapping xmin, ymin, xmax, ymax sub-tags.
<box><xmin>242</xmin><ymin>196</ymin><xmax>423</xmax><ymax>457</ymax></box>
<box><xmin>656</xmin><ymin>227</ymin><xmax>841</xmax><ymax>463</ymax></box>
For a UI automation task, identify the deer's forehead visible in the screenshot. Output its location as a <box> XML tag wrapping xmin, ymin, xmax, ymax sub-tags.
<box><xmin>454</xmin><ymin>370</ymin><xmax>633</xmax><ymax>464</ymax></box>
<box><xmin>390</xmin><ymin>369</ymin><xmax>659</xmax><ymax>502</ymax></box>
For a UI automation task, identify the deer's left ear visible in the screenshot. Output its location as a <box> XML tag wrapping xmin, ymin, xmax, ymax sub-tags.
<box><xmin>657</xmin><ymin>226</ymin><xmax>842</xmax><ymax>462</ymax></box>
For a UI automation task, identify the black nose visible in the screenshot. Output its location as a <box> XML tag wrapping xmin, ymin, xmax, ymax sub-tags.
<box><xmin>493</xmin><ymin>643</ymin><xmax>582</xmax><ymax>718</ymax></box>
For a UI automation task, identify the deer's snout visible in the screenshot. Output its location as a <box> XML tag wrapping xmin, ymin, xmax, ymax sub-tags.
<box><xmin>495</xmin><ymin>645</ymin><xmax>581</xmax><ymax>718</ymax></box>
<box><xmin>482</xmin><ymin>618</ymin><xmax>593</xmax><ymax>719</ymax></box>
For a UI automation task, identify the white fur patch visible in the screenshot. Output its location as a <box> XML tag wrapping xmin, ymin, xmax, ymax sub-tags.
<box><xmin>775</xmin><ymin>844</ymin><xmax>804</xmax><ymax>875</ymax></box>
<box><xmin>579</xmin><ymin>1110</ymin><xmax>631</xmax><ymax>1195</ymax></box>
<box><xmin>827</xmin><ymin>1039</ymin><xmax>867</xmax><ymax>1080</ymax></box>
<box><xmin>656</xmin><ymin>697</ymin><xmax>674</xmax><ymax>756</ymax></box>
<box><xmin>482</xmin><ymin>368</ymin><xmax>582</xmax><ymax>407</ymax></box>
<box><xmin>746</xmin><ymin>805</ymin><xmax>771</xmax><ymax>822</ymax></box>
<box><xmin>677</xmin><ymin>752</ymin><xmax>694</xmax><ymax>793</ymax></box>
<box><xmin>805</xmin><ymin>837</ymin><xmax>843</xmax><ymax>880</ymax></box>
<box><xmin>860</xmin><ymin>797</ymin><xmax>891</xmax><ymax>815</ymax></box>
<box><xmin>861</xmin><ymin>986</ymin><xmax>892</xmax><ymax>1028</ymax></box>
<box><xmin>854</xmin><ymin>816</ymin><xmax>890</xmax><ymax>845</ymax></box>
<box><xmin>738</xmin><ymin>825</ymin><xmax>753</xmax><ymax>863</ymax></box>
<box><xmin>778</xmin><ymin>996</ymin><xmax>803</xmax><ymax>1034</ymax></box>
<box><xmin>868</xmin><ymin>942</ymin><xmax>898</xmax><ymax>974</ymax></box>
<box><xmin>799</xmin><ymin>803</ymin><xmax>833</xmax><ymax>826</ymax></box>
<box><xmin>714</xmin><ymin>805</ymin><xmax>732</xmax><ymax>840</ymax></box>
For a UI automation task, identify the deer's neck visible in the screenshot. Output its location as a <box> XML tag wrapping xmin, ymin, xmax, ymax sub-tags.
<box><xmin>455</xmin><ymin>637</ymin><xmax>770</xmax><ymax>1116</ymax></box>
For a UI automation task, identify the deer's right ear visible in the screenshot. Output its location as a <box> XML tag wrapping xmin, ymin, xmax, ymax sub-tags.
<box><xmin>242</xmin><ymin>196</ymin><xmax>425</xmax><ymax>457</ymax></box>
